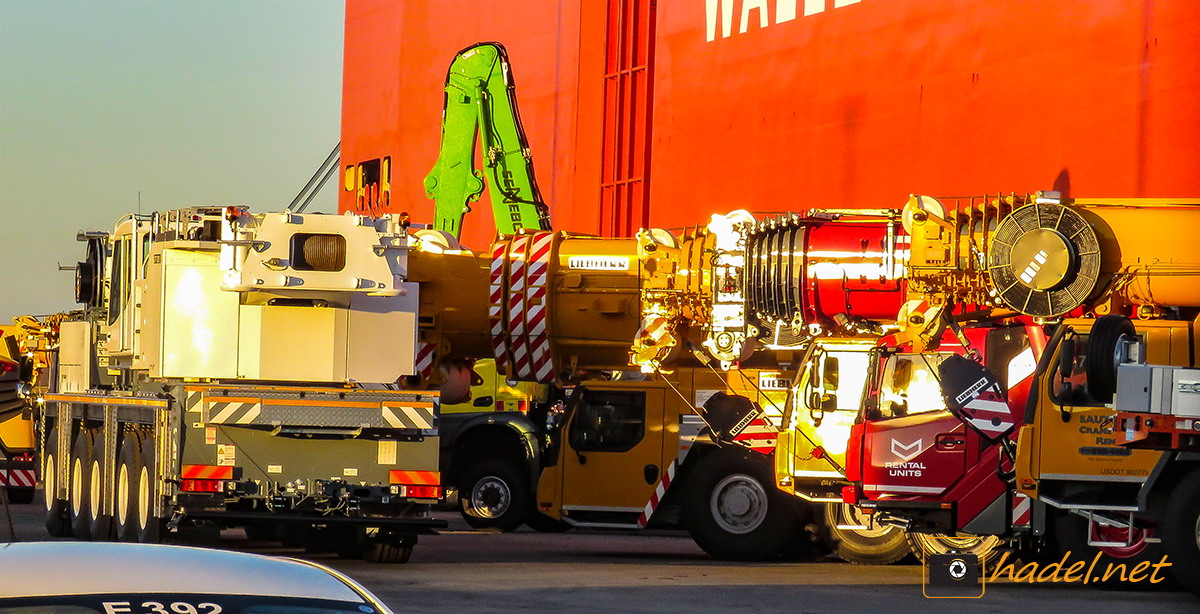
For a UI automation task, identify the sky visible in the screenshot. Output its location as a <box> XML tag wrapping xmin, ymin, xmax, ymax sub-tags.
<box><xmin>0</xmin><ymin>0</ymin><xmax>345</xmax><ymax>317</ymax></box>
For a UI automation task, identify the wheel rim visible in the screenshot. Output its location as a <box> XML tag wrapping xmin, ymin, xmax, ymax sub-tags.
<box><xmin>470</xmin><ymin>476</ymin><xmax>511</xmax><ymax>518</ymax></box>
<box><xmin>117</xmin><ymin>463</ymin><xmax>130</xmax><ymax>525</ymax></box>
<box><xmin>1093</xmin><ymin>523</ymin><xmax>1150</xmax><ymax>559</ymax></box>
<box><xmin>1194</xmin><ymin>513</ymin><xmax>1200</xmax><ymax>551</ymax></box>
<box><xmin>71</xmin><ymin>456</ymin><xmax>84</xmax><ymax>516</ymax></box>
<box><xmin>709</xmin><ymin>473</ymin><xmax>768</xmax><ymax>535</ymax></box>
<box><xmin>44</xmin><ymin>452</ymin><xmax>56</xmax><ymax>511</ymax></box>
<box><xmin>137</xmin><ymin>464</ymin><xmax>150</xmax><ymax>530</ymax></box>
<box><xmin>89</xmin><ymin>458</ymin><xmax>102</xmax><ymax>520</ymax></box>
<box><xmin>915</xmin><ymin>533</ymin><xmax>1001</xmax><ymax>557</ymax></box>
<box><xmin>835</xmin><ymin>503</ymin><xmax>893</xmax><ymax>539</ymax></box>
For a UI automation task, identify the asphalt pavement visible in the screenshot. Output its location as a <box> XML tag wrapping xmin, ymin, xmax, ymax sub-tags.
<box><xmin>1</xmin><ymin>495</ymin><xmax>1195</xmax><ymax>613</ymax></box>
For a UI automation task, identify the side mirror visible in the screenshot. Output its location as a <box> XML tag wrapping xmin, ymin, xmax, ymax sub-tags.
<box><xmin>822</xmin><ymin>356</ymin><xmax>840</xmax><ymax>389</ymax></box>
<box><xmin>820</xmin><ymin>392</ymin><xmax>838</xmax><ymax>411</ymax></box>
<box><xmin>1058</xmin><ymin>337</ymin><xmax>1076</xmax><ymax>380</ymax></box>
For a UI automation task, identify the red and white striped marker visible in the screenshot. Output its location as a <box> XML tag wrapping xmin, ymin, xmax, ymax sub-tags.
<box><xmin>638</xmin><ymin>315</ymin><xmax>673</xmax><ymax>348</ymax></box>
<box><xmin>638</xmin><ymin>459</ymin><xmax>679</xmax><ymax>527</ymax></box>
<box><xmin>525</xmin><ymin>232</ymin><xmax>555</xmax><ymax>383</ymax></box>
<box><xmin>507</xmin><ymin>235</ymin><xmax>533</xmax><ymax>379</ymax></box>
<box><xmin>0</xmin><ymin>469</ymin><xmax>37</xmax><ymax>488</ymax></box>
<box><xmin>1012</xmin><ymin>492</ymin><xmax>1032</xmax><ymax>528</ymax></box>
<box><xmin>732</xmin><ymin>417</ymin><xmax>779</xmax><ymax>455</ymax></box>
<box><xmin>488</xmin><ymin>241</ymin><xmax>511</xmax><ymax>372</ymax></box>
<box><xmin>962</xmin><ymin>390</ymin><xmax>1016</xmax><ymax>439</ymax></box>
<box><xmin>413</xmin><ymin>340</ymin><xmax>436</xmax><ymax>381</ymax></box>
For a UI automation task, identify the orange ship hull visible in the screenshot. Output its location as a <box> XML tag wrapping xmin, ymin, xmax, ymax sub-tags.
<box><xmin>340</xmin><ymin>0</ymin><xmax>1200</xmax><ymax>250</ymax></box>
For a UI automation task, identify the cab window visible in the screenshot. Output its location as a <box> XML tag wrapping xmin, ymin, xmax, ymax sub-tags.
<box><xmin>876</xmin><ymin>353</ymin><xmax>949</xmax><ymax>419</ymax></box>
<box><xmin>107</xmin><ymin>238</ymin><xmax>130</xmax><ymax>325</ymax></box>
<box><xmin>569</xmin><ymin>390</ymin><xmax>646</xmax><ymax>452</ymax></box>
<box><xmin>814</xmin><ymin>350</ymin><xmax>870</xmax><ymax>411</ymax></box>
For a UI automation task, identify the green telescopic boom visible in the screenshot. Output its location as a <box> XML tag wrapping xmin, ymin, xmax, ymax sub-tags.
<box><xmin>424</xmin><ymin>42</ymin><xmax>552</xmax><ymax>239</ymax></box>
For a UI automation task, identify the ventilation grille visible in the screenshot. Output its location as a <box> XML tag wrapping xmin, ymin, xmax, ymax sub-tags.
<box><xmin>987</xmin><ymin>204</ymin><xmax>1101</xmax><ymax>317</ymax></box>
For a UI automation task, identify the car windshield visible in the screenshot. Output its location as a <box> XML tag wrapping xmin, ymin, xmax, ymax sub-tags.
<box><xmin>0</xmin><ymin>594</ymin><xmax>376</xmax><ymax>614</ymax></box>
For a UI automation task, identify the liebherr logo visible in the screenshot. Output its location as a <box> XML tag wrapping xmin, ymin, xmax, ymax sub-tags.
<box><xmin>891</xmin><ymin>438</ymin><xmax>923</xmax><ymax>462</ymax></box>
<box><xmin>705</xmin><ymin>0</ymin><xmax>863</xmax><ymax>42</ymax></box>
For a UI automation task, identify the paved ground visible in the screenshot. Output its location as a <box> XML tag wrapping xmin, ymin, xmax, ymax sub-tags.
<box><xmin>1</xmin><ymin>496</ymin><xmax>1195</xmax><ymax>613</ymax></box>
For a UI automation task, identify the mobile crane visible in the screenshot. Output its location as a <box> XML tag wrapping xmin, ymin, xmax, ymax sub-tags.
<box><xmin>20</xmin><ymin>207</ymin><xmax>443</xmax><ymax>562</ymax></box>
<box><xmin>406</xmin><ymin>202</ymin><xmax>925</xmax><ymax>562</ymax></box>
<box><xmin>833</xmin><ymin>194</ymin><xmax>1200</xmax><ymax>582</ymax></box>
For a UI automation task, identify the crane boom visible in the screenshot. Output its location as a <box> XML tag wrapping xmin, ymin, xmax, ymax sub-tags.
<box><xmin>424</xmin><ymin>42</ymin><xmax>551</xmax><ymax>240</ymax></box>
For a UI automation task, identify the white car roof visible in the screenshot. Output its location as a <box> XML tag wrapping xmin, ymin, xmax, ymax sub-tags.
<box><xmin>0</xmin><ymin>542</ymin><xmax>365</xmax><ymax>602</ymax></box>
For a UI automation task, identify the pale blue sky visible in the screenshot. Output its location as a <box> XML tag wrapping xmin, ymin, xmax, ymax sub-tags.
<box><xmin>0</xmin><ymin>0</ymin><xmax>344</xmax><ymax>317</ymax></box>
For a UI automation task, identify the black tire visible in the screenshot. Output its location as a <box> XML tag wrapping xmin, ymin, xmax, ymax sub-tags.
<box><xmin>114</xmin><ymin>431</ymin><xmax>142</xmax><ymax>542</ymax></box>
<box><xmin>68</xmin><ymin>427</ymin><xmax>95</xmax><ymax>540</ymax></box>
<box><xmin>683</xmin><ymin>450</ymin><xmax>799</xmax><ymax>561</ymax></box>
<box><xmin>243</xmin><ymin>522</ymin><xmax>280</xmax><ymax>542</ymax></box>
<box><xmin>302</xmin><ymin>525</ymin><xmax>339</xmax><ymax>553</ymax></box>
<box><xmin>525</xmin><ymin>510</ymin><xmax>573</xmax><ymax>533</ymax></box>
<box><xmin>1161</xmin><ymin>468</ymin><xmax>1200</xmax><ymax>596</ymax></box>
<box><xmin>1085</xmin><ymin>315</ymin><xmax>1136</xmax><ymax>403</ymax></box>
<box><xmin>43</xmin><ymin>426</ymin><xmax>72</xmax><ymax>537</ymax></box>
<box><xmin>363</xmin><ymin>535</ymin><xmax>415</xmax><ymax>564</ymax></box>
<box><xmin>819</xmin><ymin>502</ymin><xmax>912</xmax><ymax>565</ymax></box>
<box><xmin>5</xmin><ymin>487</ymin><xmax>35</xmax><ymax>505</ymax></box>
<box><xmin>907</xmin><ymin>532</ymin><xmax>1004</xmax><ymax>569</ymax></box>
<box><xmin>459</xmin><ymin>460</ymin><xmax>531</xmax><ymax>532</ymax></box>
<box><xmin>135</xmin><ymin>433</ymin><xmax>164</xmax><ymax>543</ymax></box>
<box><xmin>1052</xmin><ymin>510</ymin><xmax>1168</xmax><ymax>589</ymax></box>
<box><xmin>279</xmin><ymin>525</ymin><xmax>306</xmax><ymax>548</ymax></box>
<box><xmin>87</xmin><ymin>429</ymin><xmax>114</xmax><ymax>541</ymax></box>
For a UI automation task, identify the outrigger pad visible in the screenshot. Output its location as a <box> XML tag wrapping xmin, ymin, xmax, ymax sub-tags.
<box><xmin>938</xmin><ymin>354</ymin><xmax>1017</xmax><ymax>440</ymax></box>
<box><xmin>700</xmin><ymin>392</ymin><xmax>764</xmax><ymax>442</ymax></box>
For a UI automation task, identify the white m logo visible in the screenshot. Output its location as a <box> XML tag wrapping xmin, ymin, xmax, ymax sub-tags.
<box><xmin>890</xmin><ymin>438</ymin><xmax>923</xmax><ymax>462</ymax></box>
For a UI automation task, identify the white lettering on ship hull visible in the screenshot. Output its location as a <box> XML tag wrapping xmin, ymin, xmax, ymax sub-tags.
<box><xmin>706</xmin><ymin>0</ymin><xmax>863</xmax><ymax>42</ymax></box>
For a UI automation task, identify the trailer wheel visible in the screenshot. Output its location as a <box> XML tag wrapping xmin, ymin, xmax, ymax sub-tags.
<box><xmin>87</xmin><ymin>429</ymin><xmax>114</xmax><ymax>540</ymax></box>
<box><xmin>114</xmin><ymin>431</ymin><xmax>142</xmax><ymax>542</ymax></box>
<box><xmin>818</xmin><ymin>502</ymin><xmax>911</xmax><ymax>565</ymax></box>
<box><xmin>43</xmin><ymin>426</ymin><xmax>71</xmax><ymax>537</ymax></box>
<box><xmin>135</xmin><ymin>433</ymin><xmax>164</xmax><ymax>543</ymax></box>
<box><xmin>683</xmin><ymin>450</ymin><xmax>798</xmax><ymax>561</ymax></box>
<box><xmin>459</xmin><ymin>460</ymin><xmax>530</xmax><ymax>532</ymax></box>
<box><xmin>68</xmin><ymin>428</ymin><xmax>96</xmax><ymax>540</ymax></box>
<box><xmin>242</xmin><ymin>522</ymin><xmax>280</xmax><ymax>542</ymax></box>
<box><xmin>363</xmin><ymin>534</ymin><xmax>415</xmax><ymax>564</ymax></box>
<box><xmin>907</xmin><ymin>532</ymin><xmax>1003</xmax><ymax>568</ymax></box>
<box><xmin>1161</xmin><ymin>468</ymin><xmax>1200</xmax><ymax>596</ymax></box>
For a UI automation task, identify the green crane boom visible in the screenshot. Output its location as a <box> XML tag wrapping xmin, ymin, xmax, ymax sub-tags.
<box><xmin>424</xmin><ymin>42</ymin><xmax>552</xmax><ymax>239</ymax></box>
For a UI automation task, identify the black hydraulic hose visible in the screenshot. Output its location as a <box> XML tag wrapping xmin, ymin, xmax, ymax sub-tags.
<box><xmin>1023</xmin><ymin>323</ymin><xmax>1068</xmax><ymax>425</ymax></box>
